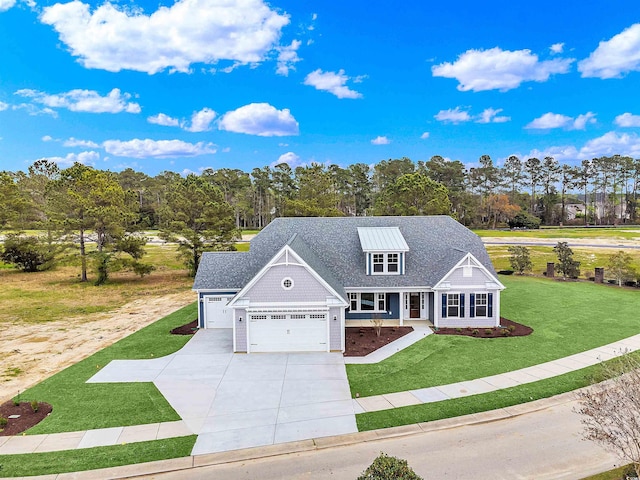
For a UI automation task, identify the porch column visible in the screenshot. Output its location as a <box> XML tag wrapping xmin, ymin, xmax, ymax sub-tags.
<box><xmin>399</xmin><ymin>292</ymin><xmax>404</xmax><ymax>326</ymax></box>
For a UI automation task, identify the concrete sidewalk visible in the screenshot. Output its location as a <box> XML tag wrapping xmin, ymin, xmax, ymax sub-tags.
<box><xmin>2</xmin><ymin>331</ymin><xmax>640</xmax><ymax>457</ymax></box>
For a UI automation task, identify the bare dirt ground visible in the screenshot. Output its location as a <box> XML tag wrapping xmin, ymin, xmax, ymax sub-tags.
<box><xmin>0</xmin><ymin>290</ymin><xmax>194</xmax><ymax>403</ymax></box>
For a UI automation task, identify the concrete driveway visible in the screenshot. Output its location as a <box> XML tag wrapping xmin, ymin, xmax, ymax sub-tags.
<box><xmin>87</xmin><ymin>330</ymin><xmax>357</xmax><ymax>455</ymax></box>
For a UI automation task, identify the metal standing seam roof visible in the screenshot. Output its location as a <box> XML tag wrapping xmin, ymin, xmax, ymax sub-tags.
<box><xmin>357</xmin><ymin>227</ymin><xmax>410</xmax><ymax>252</ymax></box>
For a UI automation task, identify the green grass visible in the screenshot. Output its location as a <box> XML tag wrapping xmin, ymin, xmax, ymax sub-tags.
<box><xmin>487</xmin><ymin>245</ymin><xmax>640</xmax><ymax>277</ymax></box>
<box><xmin>235</xmin><ymin>242</ymin><xmax>250</xmax><ymax>252</ymax></box>
<box><xmin>0</xmin><ymin>435</ymin><xmax>196</xmax><ymax>477</ymax></box>
<box><xmin>347</xmin><ymin>275</ymin><xmax>640</xmax><ymax>398</ymax></box>
<box><xmin>19</xmin><ymin>303</ymin><xmax>197</xmax><ymax>434</ymax></box>
<box><xmin>474</xmin><ymin>227</ymin><xmax>640</xmax><ymax>240</ymax></box>
<box><xmin>581</xmin><ymin>465</ymin><xmax>633</xmax><ymax>480</ymax></box>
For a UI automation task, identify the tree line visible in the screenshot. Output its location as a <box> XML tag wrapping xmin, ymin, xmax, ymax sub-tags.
<box><xmin>0</xmin><ymin>154</ymin><xmax>638</xmax><ymax>280</ymax></box>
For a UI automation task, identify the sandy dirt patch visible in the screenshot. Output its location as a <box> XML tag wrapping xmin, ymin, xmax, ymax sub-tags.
<box><xmin>0</xmin><ymin>290</ymin><xmax>195</xmax><ymax>403</ymax></box>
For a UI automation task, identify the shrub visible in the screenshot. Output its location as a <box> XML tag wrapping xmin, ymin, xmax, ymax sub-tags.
<box><xmin>31</xmin><ymin>400</ymin><xmax>39</xmax><ymax>413</ymax></box>
<box><xmin>455</xmin><ymin>327</ymin><xmax>462</xmax><ymax>333</ymax></box>
<box><xmin>472</xmin><ymin>329</ymin><xmax>479</xmax><ymax>335</ymax></box>
<box><xmin>0</xmin><ymin>234</ymin><xmax>58</xmax><ymax>272</ymax></box>
<box><xmin>0</xmin><ymin>416</ymin><xmax>7</xmax><ymax>427</ymax></box>
<box><xmin>501</xmin><ymin>329</ymin><xmax>510</xmax><ymax>336</ymax></box>
<box><xmin>357</xmin><ymin>453</ymin><xmax>423</xmax><ymax>480</ymax></box>
<box><xmin>507</xmin><ymin>245</ymin><xmax>533</xmax><ymax>275</ymax></box>
<box><xmin>485</xmin><ymin>329</ymin><xmax>493</xmax><ymax>335</ymax></box>
<box><xmin>508</xmin><ymin>212</ymin><xmax>541</xmax><ymax>229</ymax></box>
<box><xmin>508</xmin><ymin>325</ymin><xmax>516</xmax><ymax>333</ymax></box>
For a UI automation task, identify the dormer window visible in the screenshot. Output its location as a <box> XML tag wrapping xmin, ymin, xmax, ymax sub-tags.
<box><xmin>357</xmin><ymin>226</ymin><xmax>409</xmax><ymax>276</ymax></box>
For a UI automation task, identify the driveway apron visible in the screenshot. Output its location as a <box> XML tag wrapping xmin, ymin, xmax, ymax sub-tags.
<box><xmin>87</xmin><ymin>329</ymin><xmax>357</xmax><ymax>455</ymax></box>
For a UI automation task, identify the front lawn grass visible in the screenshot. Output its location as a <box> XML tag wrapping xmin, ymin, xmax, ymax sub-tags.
<box><xmin>0</xmin><ymin>435</ymin><xmax>196</xmax><ymax>477</ymax></box>
<box><xmin>356</xmin><ymin>351</ymin><xmax>640</xmax><ymax>431</ymax></box>
<box><xmin>347</xmin><ymin>275</ymin><xmax>640</xmax><ymax>397</ymax></box>
<box><xmin>19</xmin><ymin>303</ymin><xmax>196</xmax><ymax>434</ymax></box>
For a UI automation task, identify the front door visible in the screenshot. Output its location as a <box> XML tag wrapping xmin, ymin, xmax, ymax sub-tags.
<box><xmin>409</xmin><ymin>293</ymin><xmax>421</xmax><ymax>318</ymax></box>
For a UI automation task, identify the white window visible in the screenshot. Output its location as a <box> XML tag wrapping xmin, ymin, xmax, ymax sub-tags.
<box><xmin>348</xmin><ymin>293</ymin><xmax>386</xmax><ymax>312</ymax></box>
<box><xmin>281</xmin><ymin>277</ymin><xmax>294</xmax><ymax>290</ymax></box>
<box><xmin>447</xmin><ymin>294</ymin><xmax>460</xmax><ymax>317</ymax></box>
<box><xmin>475</xmin><ymin>293</ymin><xmax>487</xmax><ymax>317</ymax></box>
<box><xmin>373</xmin><ymin>254</ymin><xmax>384</xmax><ymax>273</ymax></box>
<box><xmin>370</xmin><ymin>252</ymin><xmax>402</xmax><ymax>275</ymax></box>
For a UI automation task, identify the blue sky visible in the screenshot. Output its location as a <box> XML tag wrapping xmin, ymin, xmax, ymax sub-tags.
<box><xmin>1</xmin><ymin>0</ymin><xmax>640</xmax><ymax>175</ymax></box>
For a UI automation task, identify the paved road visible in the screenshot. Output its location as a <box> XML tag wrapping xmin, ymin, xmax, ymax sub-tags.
<box><xmin>142</xmin><ymin>399</ymin><xmax>620</xmax><ymax>480</ymax></box>
<box><xmin>484</xmin><ymin>240</ymin><xmax>640</xmax><ymax>250</ymax></box>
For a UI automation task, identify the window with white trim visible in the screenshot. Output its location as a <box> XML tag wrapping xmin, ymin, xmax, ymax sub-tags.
<box><xmin>447</xmin><ymin>293</ymin><xmax>460</xmax><ymax>317</ymax></box>
<box><xmin>475</xmin><ymin>293</ymin><xmax>487</xmax><ymax>317</ymax></box>
<box><xmin>349</xmin><ymin>293</ymin><xmax>387</xmax><ymax>312</ymax></box>
<box><xmin>370</xmin><ymin>252</ymin><xmax>402</xmax><ymax>275</ymax></box>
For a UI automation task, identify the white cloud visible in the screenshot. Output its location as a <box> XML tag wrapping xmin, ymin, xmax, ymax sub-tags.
<box><xmin>434</xmin><ymin>107</ymin><xmax>472</xmax><ymax>124</ymax></box>
<box><xmin>0</xmin><ymin>101</ymin><xmax>8</xmax><ymax>111</ymax></box>
<box><xmin>579</xmin><ymin>24</ymin><xmax>640</xmax><ymax>79</ymax></box>
<box><xmin>526</xmin><ymin>146</ymin><xmax>580</xmax><ymax>164</ymax></box>
<box><xmin>40</xmin><ymin>0</ymin><xmax>290</xmax><ymax>74</ymax></box>
<box><xmin>303</xmin><ymin>69</ymin><xmax>363</xmax><ymax>99</ymax></box>
<box><xmin>579</xmin><ymin>131</ymin><xmax>640</xmax><ymax>159</ymax></box>
<box><xmin>526</xmin><ymin>112</ymin><xmax>596</xmax><ymax>130</ymax></box>
<box><xmin>371</xmin><ymin>136</ymin><xmax>390</xmax><ymax>145</ymax></box>
<box><xmin>0</xmin><ymin>0</ymin><xmax>16</xmax><ymax>12</ymax></box>
<box><xmin>148</xmin><ymin>113</ymin><xmax>180</xmax><ymax>127</ymax></box>
<box><xmin>615</xmin><ymin>112</ymin><xmax>640</xmax><ymax>127</ymax></box>
<box><xmin>48</xmin><ymin>150</ymin><xmax>100</xmax><ymax>166</ymax></box>
<box><xmin>218</xmin><ymin>103</ymin><xmax>299</xmax><ymax>136</ymax></box>
<box><xmin>103</xmin><ymin>139</ymin><xmax>217</xmax><ymax>158</ymax></box>
<box><xmin>42</xmin><ymin>135</ymin><xmax>53</xmax><ymax>142</ymax></box>
<box><xmin>432</xmin><ymin>47</ymin><xmax>573</xmax><ymax>92</ymax></box>
<box><xmin>12</xmin><ymin>103</ymin><xmax>58</xmax><ymax>117</ymax></box>
<box><xmin>63</xmin><ymin>137</ymin><xmax>99</xmax><ymax>148</ymax></box>
<box><xmin>272</xmin><ymin>151</ymin><xmax>303</xmax><ymax>167</ymax></box>
<box><xmin>183</xmin><ymin>108</ymin><xmax>216</xmax><ymax>132</ymax></box>
<box><xmin>221</xmin><ymin>147</ymin><xmax>231</xmax><ymax>153</ymax></box>
<box><xmin>476</xmin><ymin>107</ymin><xmax>511</xmax><ymax>124</ymax></box>
<box><xmin>550</xmin><ymin>43</ymin><xmax>564</xmax><ymax>54</ymax></box>
<box><xmin>420</xmin><ymin>132</ymin><xmax>430</xmax><ymax>139</ymax></box>
<box><xmin>15</xmin><ymin>88</ymin><xmax>140</xmax><ymax>114</ymax></box>
<box><xmin>276</xmin><ymin>40</ymin><xmax>301</xmax><ymax>76</ymax></box>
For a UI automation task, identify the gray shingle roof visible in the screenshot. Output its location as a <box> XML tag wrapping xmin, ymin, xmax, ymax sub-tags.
<box><xmin>193</xmin><ymin>216</ymin><xmax>497</xmax><ymax>292</ymax></box>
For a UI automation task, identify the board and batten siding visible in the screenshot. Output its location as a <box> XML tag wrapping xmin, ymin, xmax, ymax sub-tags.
<box><xmin>242</xmin><ymin>264</ymin><xmax>332</xmax><ymax>303</ymax></box>
<box><xmin>445</xmin><ymin>264</ymin><xmax>495</xmax><ymax>286</ymax></box>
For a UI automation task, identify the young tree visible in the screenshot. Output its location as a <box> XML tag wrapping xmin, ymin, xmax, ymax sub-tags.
<box><xmin>0</xmin><ymin>233</ymin><xmax>60</xmax><ymax>272</ymax></box>
<box><xmin>159</xmin><ymin>175</ymin><xmax>237</xmax><ymax>276</ymax></box>
<box><xmin>373</xmin><ymin>173</ymin><xmax>451</xmax><ymax>216</ymax></box>
<box><xmin>507</xmin><ymin>245</ymin><xmax>532</xmax><ymax>274</ymax></box>
<box><xmin>553</xmin><ymin>241</ymin><xmax>580</xmax><ymax>279</ymax></box>
<box><xmin>0</xmin><ymin>171</ymin><xmax>28</xmax><ymax>231</ymax></box>
<box><xmin>607</xmin><ymin>251</ymin><xmax>637</xmax><ymax>287</ymax></box>
<box><xmin>576</xmin><ymin>353</ymin><xmax>640</xmax><ymax>478</ymax></box>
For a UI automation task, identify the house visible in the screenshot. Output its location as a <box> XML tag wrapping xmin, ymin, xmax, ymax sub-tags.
<box><xmin>193</xmin><ymin>216</ymin><xmax>505</xmax><ymax>353</ymax></box>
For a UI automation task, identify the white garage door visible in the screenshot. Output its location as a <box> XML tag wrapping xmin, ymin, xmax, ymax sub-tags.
<box><xmin>249</xmin><ymin>313</ymin><xmax>327</xmax><ymax>352</ymax></box>
<box><xmin>205</xmin><ymin>296</ymin><xmax>234</xmax><ymax>328</ymax></box>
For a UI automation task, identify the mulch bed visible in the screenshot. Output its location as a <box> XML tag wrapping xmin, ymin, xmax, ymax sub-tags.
<box><xmin>434</xmin><ymin>317</ymin><xmax>533</xmax><ymax>338</ymax></box>
<box><xmin>170</xmin><ymin>319</ymin><xmax>199</xmax><ymax>335</ymax></box>
<box><xmin>0</xmin><ymin>400</ymin><xmax>52</xmax><ymax>436</ymax></box>
<box><xmin>344</xmin><ymin>326</ymin><xmax>414</xmax><ymax>357</ymax></box>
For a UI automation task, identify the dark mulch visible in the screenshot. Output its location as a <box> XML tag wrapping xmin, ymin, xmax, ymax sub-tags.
<box><xmin>170</xmin><ymin>319</ymin><xmax>199</xmax><ymax>335</ymax></box>
<box><xmin>344</xmin><ymin>326</ymin><xmax>414</xmax><ymax>357</ymax></box>
<box><xmin>0</xmin><ymin>400</ymin><xmax>52</xmax><ymax>436</ymax></box>
<box><xmin>434</xmin><ymin>317</ymin><xmax>533</xmax><ymax>338</ymax></box>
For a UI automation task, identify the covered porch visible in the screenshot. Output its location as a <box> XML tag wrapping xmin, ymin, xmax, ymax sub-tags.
<box><xmin>344</xmin><ymin>290</ymin><xmax>435</xmax><ymax>326</ymax></box>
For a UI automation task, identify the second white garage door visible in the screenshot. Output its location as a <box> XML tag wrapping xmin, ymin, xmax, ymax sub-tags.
<box><xmin>248</xmin><ymin>312</ymin><xmax>328</xmax><ymax>352</ymax></box>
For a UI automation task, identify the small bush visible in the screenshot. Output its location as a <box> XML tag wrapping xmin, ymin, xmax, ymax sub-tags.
<box><xmin>508</xmin><ymin>212</ymin><xmax>541</xmax><ymax>229</ymax></box>
<box><xmin>455</xmin><ymin>327</ymin><xmax>462</xmax><ymax>333</ymax></box>
<box><xmin>484</xmin><ymin>329</ymin><xmax>493</xmax><ymax>335</ymax></box>
<box><xmin>501</xmin><ymin>329</ymin><xmax>510</xmax><ymax>336</ymax></box>
<box><xmin>508</xmin><ymin>325</ymin><xmax>516</xmax><ymax>333</ymax></box>
<box><xmin>357</xmin><ymin>453</ymin><xmax>423</xmax><ymax>480</ymax></box>
<box><xmin>472</xmin><ymin>329</ymin><xmax>479</xmax><ymax>335</ymax></box>
<box><xmin>31</xmin><ymin>400</ymin><xmax>39</xmax><ymax>413</ymax></box>
<box><xmin>0</xmin><ymin>416</ymin><xmax>7</xmax><ymax>427</ymax></box>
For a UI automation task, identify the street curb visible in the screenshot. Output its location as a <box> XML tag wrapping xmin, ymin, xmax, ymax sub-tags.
<box><xmin>2</xmin><ymin>389</ymin><xmax>579</xmax><ymax>480</ymax></box>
